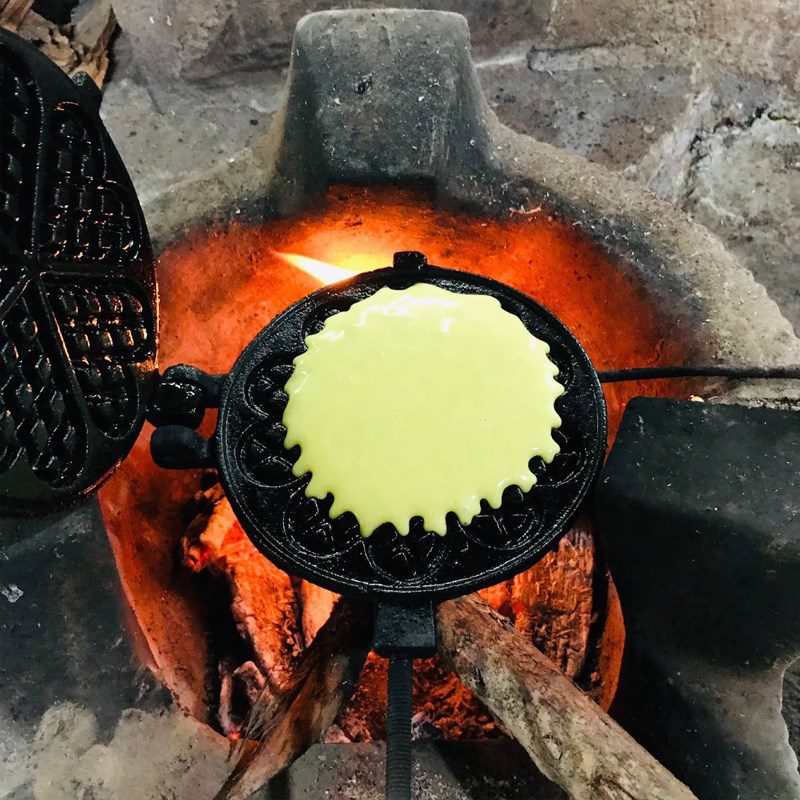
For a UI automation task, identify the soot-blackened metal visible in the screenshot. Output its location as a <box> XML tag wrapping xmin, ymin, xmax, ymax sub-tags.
<box><xmin>0</xmin><ymin>31</ymin><xmax>158</xmax><ymax>511</ymax></box>
<box><xmin>152</xmin><ymin>254</ymin><xmax>607</xmax><ymax>603</ymax></box>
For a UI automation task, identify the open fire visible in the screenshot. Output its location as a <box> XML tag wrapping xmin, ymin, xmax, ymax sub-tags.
<box><xmin>97</xmin><ymin>183</ymin><xmax>697</xmax><ymax>742</ymax></box>
<box><xmin>273</xmin><ymin>251</ymin><xmax>362</xmax><ymax>285</ymax></box>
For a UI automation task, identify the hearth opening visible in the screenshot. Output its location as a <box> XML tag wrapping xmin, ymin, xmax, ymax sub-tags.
<box><xmin>97</xmin><ymin>183</ymin><xmax>698</xmax><ymax>741</ymax></box>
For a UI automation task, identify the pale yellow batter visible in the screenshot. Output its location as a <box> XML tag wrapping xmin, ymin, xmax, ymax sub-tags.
<box><xmin>283</xmin><ymin>283</ymin><xmax>563</xmax><ymax>536</ymax></box>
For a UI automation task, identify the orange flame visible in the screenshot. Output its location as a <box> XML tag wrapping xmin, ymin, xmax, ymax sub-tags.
<box><xmin>273</xmin><ymin>251</ymin><xmax>359</xmax><ymax>285</ymax></box>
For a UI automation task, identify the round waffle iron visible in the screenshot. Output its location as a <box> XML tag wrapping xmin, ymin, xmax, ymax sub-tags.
<box><xmin>0</xmin><ymin>31</ymin><xmax>158</xmax><ymax>512</ymax></box>
<box><xmin>213</xmin><ymin>254</ymin><xmax>607</xmax><ymax>602</ymax></box>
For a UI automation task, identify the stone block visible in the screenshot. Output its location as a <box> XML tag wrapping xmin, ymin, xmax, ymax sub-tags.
<box><xmin>596</xmin><ymin>397</ymin><xmax>800</xmax><ymax>800</ymax></box>
<box><xmin>478</xmin><ymin>55</ymin><xmax>698</xmax><ymax>173</ymax></box>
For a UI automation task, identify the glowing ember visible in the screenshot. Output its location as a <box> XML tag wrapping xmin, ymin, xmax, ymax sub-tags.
<box><xmin>273</xmin><ymin>251</ymin><xmax>359</xmax><ymax>285</ymax></box>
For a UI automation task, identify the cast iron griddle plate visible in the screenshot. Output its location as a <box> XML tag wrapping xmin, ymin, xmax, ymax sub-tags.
<box><xmin>216</xmin><ymin>265</ymin><xmax>606</xmax><ymax>601</ymax></box>
<box><xmin>0</xmin><ymin>31</ymin><xmax>157</xmax><ymax>511</ymax></box>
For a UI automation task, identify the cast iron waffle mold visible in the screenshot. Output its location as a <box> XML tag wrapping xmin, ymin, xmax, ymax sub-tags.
<box><xmin>0</xmin><ymin>31</ymin><xmax>158</xmax><ymax>511</ymax></box>
<box><xmin>151</xmin><ymin>252</ymin><xmax>607</xmax><ymax>602</ymax></box>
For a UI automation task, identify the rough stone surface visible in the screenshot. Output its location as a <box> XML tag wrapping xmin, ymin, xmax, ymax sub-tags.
<box><xmin>535</xmin><ymin>0</ymin><xmax>800</xmax><ymax>96</ymax></box>
<box><xmin>100</xmin><ymin>33</ymin><xmax>285</xmax><ymax>204</ymax></box>
<box><xmin>479</xmin><ymin>47</ymin><xmax>800</xmax><ymax>199</ymax></box>
<box><xmin>684</xmin><ymin>110</ymin><xmax>800</xmax><ymax>335</ymax></box>
<box><xmin>0</xmin><ymin>499</ymin><xmax>231</xmax><ymax>799</ymax></box>
<box><xmin>476</xmin><ymin>51</ymin><xmax>800</xmax><ymax>339</ymax></box>
<box><xmin>253</xmin><ymin>740</ymin><xmax>566</xmax><ymax>800</ymax></box>
<box><xmin>2</xmin><ymin>702</ymin><xmax>230</xmax><ymax>800</ymax></box>
<box><xmin>596</xmin><ymin>398</ymin><xmax>800</xmax><ymax>800</ymax></box>
<box><xmin>478</xmin><ymin>54</ymin><xmax>700</xmax><ymax>173</ymax></box>
<box><xmin>111</xmin><ymin>0</ymin><xmax>550</xmax><ymax>86</ymax></box>
<box><xmin>786</xmin><ymin>667</ymin><xmax>800</xmax><ymax>756</ymax></box>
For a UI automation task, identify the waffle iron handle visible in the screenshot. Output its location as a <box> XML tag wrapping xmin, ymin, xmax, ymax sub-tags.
<box><xmin>374</xmin><ymin>602</ymin><xmax>437</xmax><ymax>800</ymax></box>
<box><xmin>386</xmin><ymin>655</ymin><xmax>413</xmax><ymax>800</ymax></box>
<box><xmin>147</xmin><ymin>365</ymin><xmax>227</xmax><ymax>469</ymax></box>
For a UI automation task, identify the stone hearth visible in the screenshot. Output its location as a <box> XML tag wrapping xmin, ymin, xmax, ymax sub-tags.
<box><xmin>1</xmin><ymin>5</ymin><xmax>799</xmax><ymax>800</ymax></box>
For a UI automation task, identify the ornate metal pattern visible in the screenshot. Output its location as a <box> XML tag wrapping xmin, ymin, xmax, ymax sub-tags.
<box><xmin>0</xmin><ymin>31</ymin><xmax>157</xmax><ymax>511</ymax></box>
<box><xmin>216</xmin><ymin>265</ymin><xmax>606</xmax><ymax>601</ymax></box>
<box><xmin>39</xmin><ymin>105</ymin><xmax>142</xmax><ymax>264</ymax></box>
<box><xmin>1</xmin><ymin>47</ymin><xmax>39</xmax><ymax>255</ymax></box>
<box><xmin>0</xmin><ymin>287</ymin><xmax>82</xmax><ymax>482</ymax></box>
<box><xmin>46</xmin><ymin>277</ymin><xmax>152</xmax><ymax>437</ymax></box>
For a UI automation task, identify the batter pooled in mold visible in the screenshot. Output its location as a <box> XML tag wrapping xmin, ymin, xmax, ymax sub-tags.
<box><xmin>283</xmin><ymin>283</ymin><xmax>563</xmax><ymax>536</ymax></box>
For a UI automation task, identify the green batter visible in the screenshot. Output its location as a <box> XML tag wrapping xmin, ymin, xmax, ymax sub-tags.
<box><xmin>283</xmin><ymin>283</ymin><xmax>563</xmax><ymax>536</ymax></box>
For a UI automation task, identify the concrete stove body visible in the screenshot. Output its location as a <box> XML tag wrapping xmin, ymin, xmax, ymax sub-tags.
<box><xmin>2</xmin><ymin>9</ymin><xmax>799</xmax><ymax>800</ymax></box>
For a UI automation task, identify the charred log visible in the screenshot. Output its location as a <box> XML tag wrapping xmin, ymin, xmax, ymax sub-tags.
<box><xmin>214</xmin><ymin>599</ymin><xmax>372</xmax><ymax>800</ymax></box>
<box><xmin>438</xmin><ymin>595</ymin><xmax>699</xmax><ymax>800</ymax></box>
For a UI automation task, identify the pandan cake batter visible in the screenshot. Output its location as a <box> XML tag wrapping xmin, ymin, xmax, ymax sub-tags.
<box><xmin>283</xmin><ymin>283</ymin><xmax>563</xmax><ymax>536</ymax></box>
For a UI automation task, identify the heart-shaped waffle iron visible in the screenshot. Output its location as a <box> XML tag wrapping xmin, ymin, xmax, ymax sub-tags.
<box><xmin>0</xmin><ymin>31</ymin><xmax>158</xmax><ymax>511</ymax></box>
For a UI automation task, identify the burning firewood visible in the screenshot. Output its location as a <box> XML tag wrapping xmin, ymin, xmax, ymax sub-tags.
<box><xmin>182</xmin><ymin>484</ymin><xmax>304</xmax><ymax>734</ymax></box>
<box><xmin>213</xmin><ymin>599</ymin><xmax>372</xmax><ymax>800</ymax></box>
<box><xmin>438</xmin><ymin>595</ymin><xmax>699</xmax><ymax>800</ymax></box>
<box><xmin>183</xmin><ymin>479</ymin><xmax>603</xmax><ymax>742</ymax></box>
<box><xmin>297</xmin><ymin>580</ymin><xmax>339</xmax><ymax>647</ymax></box>
<box><xmin>504</xmin><ymin>515</ymin><xmax>596</xmax><ymax>682</ymax></box>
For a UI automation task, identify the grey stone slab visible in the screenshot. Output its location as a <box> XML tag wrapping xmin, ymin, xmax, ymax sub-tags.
<box><xmin>478</xmin><ymin>56</ymin><xmax>698</xmax><ymax>173</ymax></box>
<box><xmin>596</xmin><ymin>398</ymin><xmax>800</xmax><ymax>800</ymax></box>
<box><xmin>536</xmin><ymin>0</ymin><xmax>800</xmax><ymax>96</ymax></box>
<box><xmin>684</xmin><ymin>110</ymin><xmax>800</xmax><ymax>334</ymax></box>
<box><xmin>254</xmin><ymin>740</ymin><xmax>565</xmax><ymax>800</ymax></box>
<box><xmin>100</xmin><ymin>34</ymin><xmax>285</xmax><ymax>204</ymax></box>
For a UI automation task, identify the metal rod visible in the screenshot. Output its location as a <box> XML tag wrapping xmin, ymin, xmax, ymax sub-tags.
<box><xmin>597</xmin><ymin>365</ymin><xmax>800</xmax><ymax>384</ymax></box>
<box><xmin>386</xmin><ymin>655</ymin><xmax>414</xmax><ymax>800</ymax></box>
